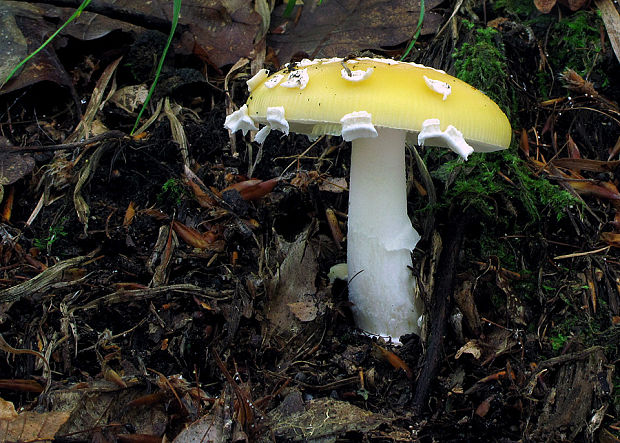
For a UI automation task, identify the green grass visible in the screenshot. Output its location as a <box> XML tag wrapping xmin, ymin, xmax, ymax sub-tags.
<box><xmin>131</xmin><ymin>0</ymin><xmax>182</xmax><ymax>134</ymax></box>
<box><xmin>2</xmin><ymin>0</ymin><xmax>93</xmax><ymax>88</ymax></box>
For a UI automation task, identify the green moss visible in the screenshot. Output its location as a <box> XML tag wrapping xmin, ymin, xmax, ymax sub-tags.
<box><xmin>33</xmin><ymin>216</ymin><xmax>69</xmax><ymax>252</ymax></box>
<box><xmin>493</xmin><ymin>0</ymin><xmax>538</xmax><ymax>17</ymax></box>
<box><xmin>453</xmin><ymin>21</ymin><xmax>511</xmax><ymax>118</ymax></box>
<box><xmin>433</xmin><ymin>150</ymin><xmax>580</xmax><ymax>223</ymax></box>
<box><xmin>549</xmin><ymin>11</ymin><xmax>604</xmax><ymax>79</ymax></box>
<box><xmin>158</xmin><ymin>178</ymin><xmax>186</xmax><ymax>206</ymax></box>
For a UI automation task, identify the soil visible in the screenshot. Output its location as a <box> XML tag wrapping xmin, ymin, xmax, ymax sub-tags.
<box><xmin>0</xmin><ymin>1</ymin><xmax>618</xmax><ymax>442</ymax></box>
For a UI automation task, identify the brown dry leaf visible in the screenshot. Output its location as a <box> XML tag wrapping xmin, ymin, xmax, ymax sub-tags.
<box><xmin>173</xmin><ymin>395</ymin><xmax>233</xmax><ymax>443</ymax></box>
<box><xmin>460</xmin><ymin>328</ymin><xmax>518</xmax><ymax>366</ymax></box>
<box><xmin>288</xmin><ymin>301</ymin><xmax>318</xmax><ymax>322</ymax></box>
<box><xmin>455</xmin><ymin>340</ymin><xmax>482</xmax><ymax>360</ymax></box>
<box><xmin>222</xmin><ymin>178</ymin><xmax>279</xmax><ymax>200</ymax></box>
<box><xmin>171</xmin><ymin>220</ymin><xmax>224</xmax><ymax>251</ymax></box>
<box><xmin>123</xmin><ymin>201</ymin><xmax>136</xmax><ymax>227</ymax></box>
<box><xmin>454</xmin><ymin>279</ymin><xmax>481</xmax><ymax>333</ymax></box>
<box><xmin>269</xmin><ymin>398</ymin><xmax>395</xmax><ymax>441</ymax></box>
<box><xmin>567</xmin><ymin>180</ymin><xmax>620</xmax><ymax>201</ymax></box>
<box><xmin>600</xmin><ymin>232</ymin><xmax>620</xmax><ymax>247</ymax></box>
<box><xmin>11</xmin><ymin>1</ymin><xmax>260</xmax><ymax>70</ymax></box>
<box><xmin>268</xmin><ymin>0</ymin><xmax>443</xmax><ymax>64</ymax></box>
<box><xmin>48</xmin><ymin>381</ymin><xmax>167</xmax><ymax>440</ymax></box>
<box><xmin>551</xmin><ymin>158</ymin><xmax>620</xmax><ymax>173</ymax></box>
<box><xmin>373</xmin><ymin>344</ymin><xmax>413</xmax><ymax>379</ymax></box>
<box><xmin>0</xmin><ymin>151</ymin><xmax>35</xmax><ymax>185</ymax></box>
<box><xmin>0</xmin><ymin>379</ymin><xmax>44</xmax><ymax>393</ymax></box>
<box><xmin>492</xmin><ymin>259</ymin><xmax>527</xmax><ymax>326</ymax></box>
<box><xmin>519</xmin><ymin>128</ymin><xmax>530</xmax><ymax>157</ymax></box>
<box><xmin>265</xmin><ymin>227</ymin><xmax>322</xmax><ymax>338</ymax></box>
<box><xmin>319</xmin><ymin>176</ymin><xmax>348</xmax><ymax>193</ymax></box>
<box><xmin>0</xmin><ymin>3</ymin><xmax>75</xmax><ymax>94</ymax></box>
<box><xmin>0</xmin><ymin>397</ymin><xmax>70</xmax><ymax>442</ymax></box>
<box><xmin>475</xmin><ymin>396</ymin><xmax>494</xmax><ymax>418</ymax></box>
<box><xmin>535</xmin><ymin>0</ymin><xmax>589</xmax><ymax>12</ymax></box>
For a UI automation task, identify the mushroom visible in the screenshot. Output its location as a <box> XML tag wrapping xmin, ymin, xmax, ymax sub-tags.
<box><xmin>225</xmin><ymin>57</ymin><xmax>511</xmax><ymax>341</ymax></box>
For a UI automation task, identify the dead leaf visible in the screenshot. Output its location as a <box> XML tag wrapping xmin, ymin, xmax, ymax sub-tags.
<box><xmin>325</xmin><ymin>208</ymin><xmax>344</xmax><ymax>246</ymax></box>
<box><xmin>123</xmin><ymin>201</ymin><xmax>136</xmax><ymax>227</ymax></box>
<box><xmin>491</xmin><ymin>258</ymin><xmax>527</xmax><ymax>326</ymax></box>
<box><xmin>222</xmin><ymin>178</ymin><xmax>279</xmax><ymax>200</ymax></box>
<box><xmin>268</xmin><ymin>0</ymin><xmax>443</xmax><ymax>64</ymax></box>
<box><xmin>265</xmin><ymin>226</ymin><xmax>322</xmax><ymax>337</ymax></box>
<box><xmin>535</xmin><ymin>0</ymin><xmax>589</xmax><ymax>12</ymax></box>
<box><xmin>172</xmin><ymin>396</ymin><xmax>232</xmax><ymax>443</ymax></box>
<box><xmin>454</xmin><ymin>279</ymin><xmax>481</xmax><ymax>333</ymax></box>
<box><xmin>600</xmin><ymin>232</ymin><xmax>620</xmax><ymax>247</ymax></box>
<box><xmin>269</xmin><ymin>398</ymin><xmax>395</xmax><ymax>441</ymax></box>
<box><xmin>110</xmin><ymin>85</ymin><xmax>149</xmax><ymax>113</ymax></box>
<box><xmin>0</xmin><ymin>150</ymin><xmax>35</xmax><ymax>185</ymax></box>
<box><xmin>567</xmin><ymin>180</ymin><xmax>620</xmax><ymax>201</ymax></box>
<box><xmin>455</xmin><ymin>340</ymin><xmax>482</xmax><ymax>360</ymax></box>
<box><xmin>552</xmin><ymin>158</ymin><xmax>620</xmax><ymax>172</ymax></box>
<box><xmin>319</xmin><ymin>176</ymin><xmax>348</xmax><ymax>193</ymax></box>
<box><xmin>0</xmin><ymin>3</ymin><xmax>75</xmax><ymax>94</ymax></box>
<box><xmin>171</xmin><ymin>220</ymin><xmax>224</xmax><ymax>251</ymax></box>
<box><xmin>0</xmin><ymin>397</ymin><xmax>70</xmax><ymax>442</ymax></box>
<box><xmin>10</xmin><ymin>1</ymin><xmax>260</xmax><ymax>71</ymax></box>
<box><xmin>49</xmin><ymin>381</ymin><xmax>167</xmax><ymax>440</ymax></box>
<box><xmin>0</xmin><ymin>379</ymin><xmax>44</xmax><ymax>393</ymax></box>
<box><xmin>373</xmin><ymin>344</ymin><xmax>413</xmax><ymax>379</ymax></box>
<box><xmin>288</xmin><ymin>301</ymin><xmax>318</xmax><ymax>322</ymax></box>
<box><xmin>475</xmin><ymin>395</ymin><xmax>494</xmax><ymax>418</ymax></box>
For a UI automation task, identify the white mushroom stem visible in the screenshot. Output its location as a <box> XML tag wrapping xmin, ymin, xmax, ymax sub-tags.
<box><xmin>347</xmin><ymin>127</ymin><xmax>422</xmax><ymax>341</ymax></box>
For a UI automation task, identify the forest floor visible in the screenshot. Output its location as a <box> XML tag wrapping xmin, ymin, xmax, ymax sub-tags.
<box><xmin>0</xmin><ymin>0</ymin><xmax>619</xmax><ymax>441</ymax></box>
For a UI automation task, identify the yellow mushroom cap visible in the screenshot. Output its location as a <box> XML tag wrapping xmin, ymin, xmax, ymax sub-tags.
<box><xmin>245</xmin><ymin>57</ymin><xmax>512</xmax><ymax>152</ymax></box>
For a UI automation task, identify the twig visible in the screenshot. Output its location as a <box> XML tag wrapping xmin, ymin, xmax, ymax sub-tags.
<box><xmin>0</xmin><ymin>130</ymin><xmax>126</xmax><ymax>153</ymax></box>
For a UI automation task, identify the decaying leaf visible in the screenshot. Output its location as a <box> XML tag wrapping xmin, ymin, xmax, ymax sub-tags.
<box><xmin>552</xmin><ymin>158</ymin><xmax>620</xmax><ymax>173</ymax></box>
<box><xmin>268</xmin><ymin>0</ymin><xmax>443</xmax><ymax>64</ymax></box>
<box><xmin>455</xmin><ymin>340</ymin><xmax>482</xmax><ymax>360</ymax></box>
<box><xmin>0</xmin><ymin>397</ymin><xmax>70</xmax><ymax>442</ymax></box>
<box><xmin>0</xmin><ymin>2</ymin><xmax>75</xmax><ymax>94</ymax></box>
<box><xmin>110</xmin><ymin>85</ymin><xmax>149</xmax><ymax>113</ymax></box>
<box><xmin>222</xmin><ymin>178</ymin><xmax>279</xmax><ymax>200</ymax></box>
<box><xmin>319</xmin><ymin>177</ymin><xmax>348</xmax><ymax>193</ymax></box>
<box><xmin>567</xmin><ymin>180</ymin><xmax>620</xmax><ymax>201</ymax></box>
<box><xmin>123</xmin><ymin>201</ymin><xmax>136</xmax><ymax>227</ymax></box>
<box><xmin>535</xmin><ymin>0</ymin><xmax>590</xmax><ymax>13</ymax></box>
<box><xmin>530</xmin><ymin>347</ymin><xmax>612</xmax><ymax>441</ymax></box>
<box><xmin>0</xmin><ymin>151</ymin><xmax>35</xmax><ymax>186</ymax></box>
<box><xmin>49</xmin><ymin>381</ymin><xmax>167</xmax><ymax>440</ymax></box>
<box><xmin>288</xmin><ymin>301</ymin><xmax>318</xmax><ymax>322</ymax></box>
<box><xmin>269</xmin><ymin>398</ymin><xmax>395</xmax><ymax>441</ymax></box>
<box><xmin>373</xmin><ymin>344</ymin><xmax>413</xmax><ymax>379</ymax></box>
<box><xmin>172</xmin><ymin>394</ymin><xmax>233</xmax><ymax>443</ymax></box>
<box><xmin>171</xmin><ymin>220</ymin><xmax>224</xmax><ymax>251</ymax></box>
<box><xmin>475</xmin><ymin>396</ymin><xmax>494</xmax><ymax>418</ymax></box>
<box><xmin>265</xmin><ymin>226</ymin><xmax>323</xmax><ymax>338</ymax></box>
<box><xmin>453</xmin><ymin>279</ymin><xmax>481</xmax><ymax>333</ymax></box>
<box><xmin>34</xmin><ymin>0</ymin><xmax>261</xmax><ymax>68</ymax></box>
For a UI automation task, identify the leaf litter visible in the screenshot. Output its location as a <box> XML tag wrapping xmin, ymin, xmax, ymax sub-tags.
<box><xmin>0</xmin><ymin>0</ymin><xmax>618</xmax><ymax>441</ymax></box>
